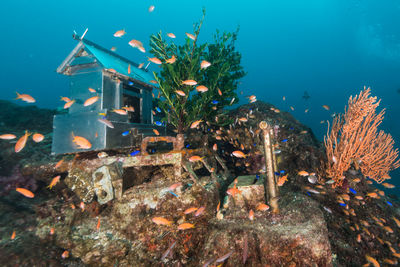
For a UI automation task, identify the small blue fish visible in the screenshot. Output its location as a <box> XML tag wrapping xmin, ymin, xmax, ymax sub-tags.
<box><xmin>387</xmin><ymin>201</ymin><xmax>393</xmax><ymax>206</ymax></box>
<box><xmin>253</xmin><ymin>143</ymin><xmax>257</xmax><ymax>147</ymax></box>
<box><xmin>151</xmin><ymin>149</ymin><xmax>156</xmax><ymax>153</ymax></box>
<box><xmin>339</xmin><ymin>203</ymin><xmax>346</xmax><ymax>207</ymax></box>
<box><xmin>122</xmin><ymin>130</ymin><xmax>130</xmax><ymax>136</ymax></box>
<box><xmin>256</xmin><ymin>175</ymin><xmax>260</xmax><ymax>180</ymax></box>
<box><xmin>156</xmin><ymin>107</ymin><xmax>162</xmax><ymax>113</ymax></box>
<box><xmin>274</xmin><ymin>172</ymin><xmax>280</xmax><ymax>176</ymax></box>
<box><xmin>349</xmin><ymin>188</ymin><xmax>357</xmax><ymax>194</ymax></box>
<box><xmin>186</xmin><ymin>144</ymin><xmax>190</xmax><ymax>148</ymax></box>
<box><xmin>281</xmin><ymin>139</ymin><xmax>288</xmax><ymax>143</ymax></box>
<box><xmin>212</xmin><ymin>100</ymin><xmax>219</xmax><ymax>104</ymax></box>
<box><xmin>168</xmin><ymin>191</ymin><xmax>178</xmax><ymax>197</ymax></box>
<box><xmin>280</xmin><ymin>170</ymin><xmax>285</xmax><ymax>174</ymax></box>
<box><xmin>155</xmin><ymin>121</ymin><xmax>163</xmax><ymax>126</ymax></box>
<box><xmin>289</xmin><ymin>127</ymin><xmax>294</xmax><ymax>130</ymax></box>
<box><xmin>130</xmin><ymin>150</ymin><xmax>140</xmax><ymax>156</ymax></box>
<box><xmin>128</xmin><ymin>81</ymin><xmax>134</xmax><ymax>86</ymax></box>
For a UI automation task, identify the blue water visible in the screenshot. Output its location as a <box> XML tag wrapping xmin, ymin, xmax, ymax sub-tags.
<box><xmin>0</xmin><ymin>0</ymin><xmax>399</xmax><ymax>184</ymax></box>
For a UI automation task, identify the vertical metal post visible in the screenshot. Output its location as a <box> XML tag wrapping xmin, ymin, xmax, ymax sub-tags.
<box><xmin>259</xmin><ymin>121</ymin><xmax>279</xmax><ymax>214</ymax></box>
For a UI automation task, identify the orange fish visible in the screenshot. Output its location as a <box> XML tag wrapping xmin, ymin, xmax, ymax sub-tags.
<box><xmin>64</xmin><ymin>99</ymin><xmax>75</xmax><ymax>109</ymax></box>
<box><xmin>184</xmin><ymin>207</ymin><xmax>198</xmax><ymax>214</ymax></box>
<box><xmin>72</xmin><ymin>134</ymin><xmax>92</xmax><ymax>149</ymax></box>
<box><xmin>367</xmin><ymin>192</ymin><xmax>379</xmax><ymax>199</ymax></box>
<box><xmin>61</xmin><ymin>250</ymin><xmax>69</xmax><ymax>259</ymax></box>
<box><xmin>110</xmin><ymin>46</ymin><xmax>117</xmax><ymax>51</ymax></box>
<box><xmin>112</xmin><ymin>109</ymin><xmax>128</xmax><ymax>115</ymax></box>
<box><xmin>122</xmin><ymin>106</ymin><xmax>135</xmax><ymax>112</ymax></box>
<box><xmin>213</xmin><ymin>143</ymin><xmax>218</xmax><ymax>151</ymax></box>
<box><xmin>256</xmin><ymin>203</ymin><xmax>270</xmax><ymax>211</ymax></box>
<box><xmin>178</xmin><ymin>222</ymin><xmax>195</xmax><ymax>230</ymax></box>
<box><xmin>15</xmin><ymin>130</ymin><xmax>30</xmax><ymax>153</ymax></box>
<box><xmin>148</xmin><ymin>5</ymin><xmax>155</xmax><ymax>12</ymax></box>
<box><xmin>60</xmin><ymin>96</ymin><xmax>71</xmax><ymax>102</ymax></box>
<box><xmin>70</xmin><ymin>203</ymin><xmax>76</xmax><ymax>210</ymax></box>
<box><xmin>80</xmin><ymin>201</ymin><xmax>85</xmax><ymax>212</ymax></box>
<box><xmin>148</xmin><ymin>57</ymin><xmax>162</xmax><ymax>64</ymax></box>
<box><xmin>322</xmin><ymin>105</ymin><xmax>330</xmax><ymax>110</ymax></box>
<box><xmin>11</xmin><ymin>230</ymin><xmax>16</xmax><ymax>240</ymax></box>
<box><xmin>200</xmin><ymin>60</ymin><xmax>211</xmax><ymax>69</ymax></box>
<box><xmin>185</xmin><ymin>33</ymin><xmax>195</xmax><ymax>40</ymax></box>
<box><xmin>127</xmin><ymin>64</ymin><xmax>131</xmax><ymax>74</ymax></box>
<box><xmin>365</xmin><ymin>255</ymin><xmax>380</xmax><ymax>267</ymax></box>
<box><xmin>382</xmin><ymin>183</ymin><xmax>395</xmax><ymax>189</ymax></box>
<box><xmin>249</xmin><ymin>209</ymin><xmax>254</xmax><ymax>220</ymax></box>
<box><xmin>218</xmin><ymin>88</ymin><xmax>222</xmax><ymax>96</ymax></box>
<box><xmin>167</xmin><ymin>33</ymin><xmax>176</xmax><ymax>38</ymax></box>
<box><xmin>165</xmin><ymin>55</ymin><xmax>176</xmax><ymax>64</ymax></box>
<box><xmin>182</xmin><ymin>80</ymin><xmax>197</xmax><ymax>86</ymax></box>
<box><xmin>190</xmin><ymin>120</ymin><xmax>203</xmax><ymax>129</ymax></box>
<box><xmin>232</xmin><ymin>150</ymin><xmax>247</xmax><ymax>158</ymax></box>
<box><xmin>0</xmin><ymin>134</ymin><xmax>16</xmax><ymax>140</ymax></box>
<box><xmin>149</xmin><ymin>80</ymin><xmax>158</xmax><ymax>84</ymax></box>
<box><xmin>16</xmin><ymin>187</ymin><xmax>34</xmax><ymax>198</ymax></box>
<box><xmin>152</xmin><ymin>217</ymin><xmax>172</xmax><ymax>226</ymax></box>
<box><xmin>238</xmin><ymin>117</ymin><xmax>248</xmax><ymax>122</ymax></box>
<box><xmin>32</xmin><ymin>133</ymin><xmax>44</xmax><ymax>143</ymax></box>
<box><xmin>169</xmin><ymin>182</ymin><xmax>182</xmax><ymax>191</ymax></box>
<box><xmin>88</xmin><ymin>87</ymin><xmax>96</xmax><ymax>93</ymax></box>
<box><xmin>195</xmin><ymin>206</ymin><xmax>205</xmax><ymax>217</ymax></box>
<box><xmin>50</xmin><ymin>228</ymin><xmax>55</xmax><ymax>235</ymax></box>
<box><xmin>226</xmin><ymin>184</ymin><xmax>241</xmax><ymax>197</ymax></box>
<box><xmin>153</xmin><ymin>129</ymin><xmax>160</xmax><ymax>136</ymax></box>
<box><xmin>96</xmin><ymin>218</ymin><xmax>101</xmax><ymax>231</ymax></box>
<box><xmin>188</xmin><ymin>155</ymin><xmax>203</xmax><ymax>162</ymax></box>
<box><xmin>83</xmin><ymin>96</ymin><xmax>99</xmax><ymax>106</ymax></box>
<box><xmin>176</xmin><ymin>90</ymin><xmax>186</xmax><ymax>96</ymax></box>
<box><xmin>15</xmin><ymin>92</ymin><xmax>35</xmax><ymax>103</ymax></box>
<box><xmin>277</xmin><ymin>175</ymin><xmax>288</xmax><ymax>186</ymax></box>
<box><xmin>129</xmin><ymin>39</ymin><xmax>143</xmax><ymax>48</ymax></box>
<box><xmin>47</xmin><ymin>175</ymin><xmax>61</xmax><ymax>189</ymax></box>
<box><xmin>298</xmin><ymin>170</ymin><xmax>309</xmax><ymax>176</ymax></box>
<box><xmin>216</xmin><ymin>201</ymin><xmax>220</xmax><ymax>212</ymax></box>
<box><xmin>196</xmin><ymin>85</ymin><xmax>208</xmax><ymax>93</ymax></box>
<box><xmin>113</xmin><ymin>29</ymin><xmax>126</xmax><ymax>37</ymax></box>
<box><xmin>55</xmin><ymin>159</ymin><xmax>64</xmax><ymax>169</ymax></box>
<box><xmin>138</xmin><ymin>63</ymin><xmax>144</xmax><ymax>68</ymax></box>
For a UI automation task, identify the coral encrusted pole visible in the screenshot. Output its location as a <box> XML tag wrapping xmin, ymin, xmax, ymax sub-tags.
<box><xmin>259</xmin><ymin>121</ymin><xmax>279</xmax><ymax>213</ymax></box>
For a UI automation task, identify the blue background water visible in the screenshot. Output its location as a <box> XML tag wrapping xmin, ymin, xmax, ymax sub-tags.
<box><xmin>0</xmin><ymin>0</ymin><xmax>399</xmax><ymax>188</ymax></box>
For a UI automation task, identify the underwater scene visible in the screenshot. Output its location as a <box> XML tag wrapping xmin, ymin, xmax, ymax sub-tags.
<box><xmin>1</xmin><ymin>0</ymin><xmax>400</xmax><ymax>266</ymax></box>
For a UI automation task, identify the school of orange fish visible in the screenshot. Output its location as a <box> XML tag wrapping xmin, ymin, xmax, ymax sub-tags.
<box><xmin>2</xmin><ymin>4</ymin><xmax>399</xmax><ymax>266</ymax></box>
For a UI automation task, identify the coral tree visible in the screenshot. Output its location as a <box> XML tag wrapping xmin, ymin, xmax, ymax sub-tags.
<box><xmin>324</xmin><ymin>87</ymin><xmax>400</xmax><ymax>186</ymax></box>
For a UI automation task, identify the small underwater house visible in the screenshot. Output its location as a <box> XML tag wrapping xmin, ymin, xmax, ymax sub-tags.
<box><xmin>52</xmin><ymin>34</ymin><xmax>165</xmax><ymax>155</ymax></box>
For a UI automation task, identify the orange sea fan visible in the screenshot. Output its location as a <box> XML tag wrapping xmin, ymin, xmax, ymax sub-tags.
<box><xmin>324</xmin><ymin>87</ymin><xmax>400</xmax><ymax>186</ymax></box>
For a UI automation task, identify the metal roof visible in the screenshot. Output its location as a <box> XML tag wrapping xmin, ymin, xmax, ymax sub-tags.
<box><xmin>57</xmin><ymin>34</ymin><xmax>153</xmax><ymax>85</ymax></box>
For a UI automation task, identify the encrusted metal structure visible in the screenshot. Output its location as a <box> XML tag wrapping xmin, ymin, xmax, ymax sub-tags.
<box><xmin>52</xmin><ymin>34</ymin><xmax>165</xmax><ymax>155</ymax></box>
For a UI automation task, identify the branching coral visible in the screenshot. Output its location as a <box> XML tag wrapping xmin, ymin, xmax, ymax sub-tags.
<box><xmin>324</xmin><ymin>87</ymin><xmax>400</xmax><ymax>186</ymax></box>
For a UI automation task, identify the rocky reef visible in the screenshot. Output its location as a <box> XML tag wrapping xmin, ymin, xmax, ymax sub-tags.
<box><xmin>1</xmin><ymin>99</ymin><xmax>399</xmax><ymax>266</ymax></box>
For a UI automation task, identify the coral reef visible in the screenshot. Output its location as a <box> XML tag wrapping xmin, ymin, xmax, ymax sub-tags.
<box><xmin>324</xmin><ymin>87</ymin><xmax>400</xmax><ymax>186</ymax></box>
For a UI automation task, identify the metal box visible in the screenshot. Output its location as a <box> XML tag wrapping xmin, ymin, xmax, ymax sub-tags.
<box><xmin>51</xmin><ymin>34</ymin><xmax>163</xmax><ymax>155</ymax></box>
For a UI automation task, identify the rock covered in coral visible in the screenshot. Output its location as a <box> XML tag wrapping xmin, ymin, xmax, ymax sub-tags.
<box><xmin>202</xmin><ymin>192</ymin><xmax>333</xmax><ymax>266</ymax></box>
<box><xmin>36</xmin><ymin>172</ymin><xmax>219</xmax><ymax>266</ymax></box>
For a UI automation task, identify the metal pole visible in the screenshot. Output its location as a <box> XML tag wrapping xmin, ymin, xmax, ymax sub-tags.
<box><xmin>259</xmin><ymin>121</ymin><xmax>279</xmax><ymax>213</ymax></box>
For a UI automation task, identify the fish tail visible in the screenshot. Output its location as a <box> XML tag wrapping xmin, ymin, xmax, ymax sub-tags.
<box><xmin>15</xmin><ymin>92</ymin><xmax>21</xmax><ymax>100</ymax></box>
